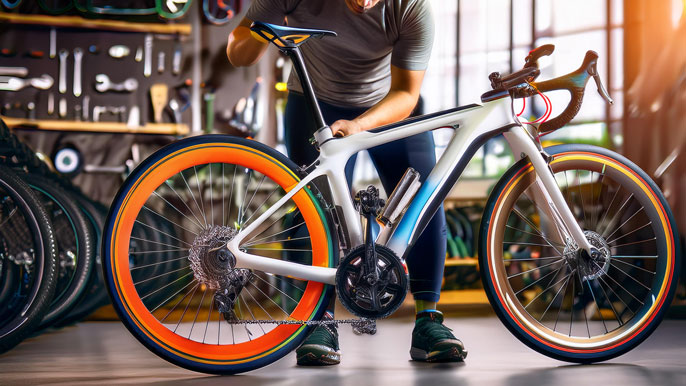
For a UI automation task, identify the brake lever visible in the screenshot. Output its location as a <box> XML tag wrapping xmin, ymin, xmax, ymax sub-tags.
<box><xmin>588</xmin><ymin>62</ymin><xmax>614</xmax><ymax>105</ymax></box>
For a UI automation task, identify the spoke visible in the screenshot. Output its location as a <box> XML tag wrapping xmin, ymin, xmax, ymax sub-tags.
<box><xmin>577</xmin><ymin>169</ymin><xmax>588</xmax><ymax>226</ymax></box>
<box><xmin>612</xmin><ymin>255</ymin><xmax>658</xmax><ymax>259</ymax></box>
<box><xmin>512</xmin><ymin>206</ymin><xmax>565</xmax><ymax>255</ymax></box>
<box><xmin>608</xmin><ymin>263</ymin><xmax>652</xmax><ymax>291</ymax></box>
<box><xmin>507</xmin><ymin>258</ymin><xmax>564</xmax><ymax>279</ymax></box>
<box><xmin>595</xmin><ymin>273</ymin><xmax>636</xmax><ymax>319</ymax></box>
<box><xmin>597</xmin><ymin>184</ymin><xmax>622</xmax><ymax>232</ymax></box>
<box><xmin>514</xmin><ymin>261</ymin><xmax>565</xmax><ymax>295</ymax></box>
<box><xmin>180</xmin><ymin>170</ymin><xmax>207</xmax><ymax>229</ymax></box>
<box><xmin>130</xmin><ymin>236</ymin><xmax>190</xmax><ymax>251</ymax></box>
<box><xmin>592</xmin><ymin>167</ymin><xmax>607</xmax><ymax>229</ymax></box>
<box><xmin>600</xmin><ymin>193</ymin><xmax>634</xmax><ymax>237</ymax></box>
<box><xmin>244</xmin><ymin>220</ymin><xmax>307</xmax><ymax>247</ymax></box>
<box><xmin>222</xmin><ymin>163</ymin><xmax>226</xmax><ymax>227</ymax></box>
<box><xmin>193</xmin><ymin>166</ymin><xmax>209</xmax><ymax>228</ymax></box>
<box><xmin>505</xmin><ymin>256</ymin><xmax>566</xmax><ymax>263</ymax></box>
<box><xmin>595</xmin><ymin>276</ymin><xmax>622</xmax><ymax>326</ymax></box>
<box><xmin>586</xmin><ymin>280</ymin><xmax>608</xmax><ymax>333</ymax></box>
<box><xmin>244</xmin><ymin>247</ymin><xmax>313</xmax><ymax>253</ymax></box>
<box><xmin>164</xmin><ymin>179</ymin><xmax>205</xmax><ymax>230</ymax></box>
<box><xmin>569</xmin><ymin>273</ymin><xmax>575</xmax><ymax>337</ymax></box>
<box><xmin>578</xmin><ymin>272</ymin><xmax>591</xmax><ymax>338</ymax></box>
<box><xmin>142</xmin><ymin>205</ymin><xmax>199</xmax><ymax>236</ymax></box>
<box><xmin>252</xmin><ymin>273</ymin><xmax>300</xmax><ymax>304</ymax></box>
<box><xmin>131</xmin><ymin>255</ymin><xmax>190</xmax><ymax>271</ymax></box>
<box><xmin>141</xmin><ymin>271</ymin><xmax>194</xmax><ymax>300</ymax></box>
<box><xmin>150</xmin><ymin>278</ymin><xmax>197</xmax><ymax>313</ymax></box>
<box><xmin>244</xmin><ymin>284</ymin><xmax>274</xmax><ymax>320</ymax></box>
<box><xmin>239</xmin><ymin>292</ymin><xmax>264</xmax><ymax>335</ymax></box>
<box><xmin>134</xmin><ymin>265</ymin><xmax>191</xmax><ymax>286</ymax></box>
<box><xmin>523</xmin><ymin>264</ymin><xmax>567</xmax><ymax>309</ymax></box>
<box><xmin>236</xmin><ymin>296</ymin><xmax>253</xmax><ymax>340</ymax></box>
<box><xmin>240</xmin><ymin>175</ymin><xmax>267</xmax><ymax>227</ymax></box>
<box><xmin>242</xmin><ymin>186</ymin><xmax>281</xmax><ymax>228</ymax></box>
<box><xmin>248</xmin><ymin>278</ymin><xmax>293</xmax><ymax>317</ymax></box>
<box><xmin>604</xmin><ymin>206</ymin><xmax>645</xmax><ymax>241</ymax></box>
<box><xmin>173</xmin><ymin>284</ymin><xmax>200</xmax><ymax>333</ymax></box>
<box><xmin>209</xmin><ymin>163</ymin><xmax>214</xmax><ymax>226</ymax></box>
<box><xmin>607</xmin><ymin>221</ymin><xmax>652</xmax><ymax>246</ymax></box>
<box><xmin>505</xmin><ymin>224</ymin><xmax>565</xmax><ymax>247</ymax></box>
<box><xmin>188</xmin><ymin>288</ymin><xmax>208</xmax><ymax>338</ymax></box>
<box><xmin>542</xmin><ymin>269</ymin><xmax>575</xmax><ymax>323</ymax></box>
<box><xmin>130</xmin><ymin>248</ymin><xmax>189</xmax><ymax>255</ymax></box>
<box><xmin>503</xmin><ymin>241</ymin><xmax>563</xmax><ymax>248</ymax></box>
<box><xmin>611</xmin><ymin>237</ymin><xmax>657</xmax><ymax>249</ymax></box>
<box><xmin>160</xmin><ymin>282</ymin><xmax>199</xmax><ymax>323</ymax></box>
<box><xmin>590</xmin><ymin>260</ymin><xmax>644</xmax><ymax>305</ymax></box>
<box><xmin>237</xmin><ymin>169</ymin><xmax>253</xmax><ymax>228</ymax></box>
<box><xmin>611</xmin><ymin>258</ymin><xmax>656</xmax><ymax>275</ymax></box>
<box><xmin>135</xmin><ymin>220</ymin><xmax>192</xmax><ymax>246</ymax></box>
<box><xmin>152</xmin><ymin>191</ymin><xmax>204</xmax><ymax>231</ymax></box>
<box><xmin>243</xmin><ymin>236</ymin><xmax>311</xmax><ymax>248</ymax></box>
<box><xmin>227</xmin><ymin>165</ymin><xmax>238</xmax><ymax>226</ymax></box>
<box><xmin>203</xmin><ymin>292</ymin><xmax>214</xmax><ymax>344</ymax></box>
<box><xmin>553</xmin><ymin>269</ymin><xmax>574</xmax><ymax>331</ymax></box>
<box><xmin>266</xmin><ymin>272</ymin><xmax>306</xmax><ymax>294</ymax></box>
<box><xmin>522</xmin><ymin>191</ymin><xmax>569</xmax><ymax>246</ymax></box>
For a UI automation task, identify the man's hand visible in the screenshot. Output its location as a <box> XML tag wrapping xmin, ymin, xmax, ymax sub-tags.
<box><xmin>331</xmin><ymin>119</ymin><xmax>365</xmax><ymax>137</ymax></box>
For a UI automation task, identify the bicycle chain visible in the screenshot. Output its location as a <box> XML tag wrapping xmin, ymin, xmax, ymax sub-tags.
<box><xmin>226</xmin><ymin>318</ymin><xmax>378</xmax><ymax>334</ymax></box>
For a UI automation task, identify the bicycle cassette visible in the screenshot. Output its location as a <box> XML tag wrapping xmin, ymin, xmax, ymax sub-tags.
<box><xmin>335</xmin><ymin>244</ymin><xmax>408</xmax><ymax>319</ymax></box>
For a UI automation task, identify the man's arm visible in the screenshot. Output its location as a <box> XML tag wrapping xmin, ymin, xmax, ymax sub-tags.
<box><xmin>331</xmin><ymin>65</ymin><xmax>425</xmax><ymax>136</ymax></box>
<box><xmin>226</xmin><ymin>17</ymin><xmax>270</xmax><ymax>67</ymax></box>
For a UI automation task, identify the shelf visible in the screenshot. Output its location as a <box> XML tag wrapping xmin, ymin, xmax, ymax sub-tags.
<box><xmin>2</xmin><ymin>117</ymin><xmax>189</xmax><ymax>135</ymax></box>
<box><xmin>0</xmin><ymin>12</ymin><xmax>192</xmax><ymax>35</ymax></box>
<box><xmin>439</xmin><ymin>289</ymin><xmax>489</xmax><ymax>305</ymax></box>
<box><xmin>444</xmin><ymin>257</ymin><xmax>478</xmax><ymax>266</ymax></box>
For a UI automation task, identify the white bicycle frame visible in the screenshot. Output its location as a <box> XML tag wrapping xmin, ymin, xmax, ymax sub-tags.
<box><xmin>227</xmin><ymin>96</ymin><xmax>595</xmax><ymax>285</ymax></box>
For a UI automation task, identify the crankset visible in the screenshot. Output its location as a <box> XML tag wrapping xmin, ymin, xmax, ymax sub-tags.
<box><xmin>336</xmin><ymin>186</ymin><xmax>409</xmax><ymax>319</ymax></box>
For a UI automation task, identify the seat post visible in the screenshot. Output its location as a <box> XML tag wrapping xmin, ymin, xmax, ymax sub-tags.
<box><xmin>283</xmin><ymin>46</ymin><xmax>327</xmax><ymax>131</ymax></box>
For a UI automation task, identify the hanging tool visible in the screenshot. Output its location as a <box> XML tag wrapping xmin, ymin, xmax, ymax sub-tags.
<box><xmin>168</xmin><ymin>99</ymin><xmax>182</xmax><ymax>123</ymax></box>
<box><xmin>73</xmin><ymin>48</ymin><xmax>83</xmax><ymax>97</ymax></box>
<box><xmin>82</xmin><ymin>95</ymin><xmax>90</xmax><ymax>120</ymax></box>
<box><xmin>172</xmin><ymin>43</ymin><xmax>182</xmax><ymax>75</ymax></box>
<box><xmin>47</xmin><ymin>93</ymin><xmax>55</xmax><ymax>115</ymax></box>
<box><xmin>108</xmin><ymin>45</ymin><xmax>130</xmax><ymax>59</ymax></box>
<box><xmin>58</xmin><ymin>49</ymin><xmax>68</xmax><ymax>94</ymax></box>
<box><xmin>150</xmin><ymin>84</ymin><xmax>168</xmax><ymax>123</ymax></box>
<box><xmin>58</xmin><ymin>98</ymin><xmax>67</xmax><ymax>118</ymax></box>
<box><xmin>144</xmin><ymin>34</ymin><xmax>153</xmax><ymax>77</ymax></box>
<box><xmin>49</xmin><ymin>28</ymin><xmax>57</xmax><ymax>59</ymax></box>
<box><xmin>0</xmin><ymin>67</ymin><xmax>28</xmax><ymax>77</ymax></box>
<box><xmin>94</xmin><ymin>74</ymin><xmax>139</xmax><ymax>93</ymax></box>
<box><xmin>135</xmin><ymin>46</ymin><xmax>143</xmax><ymax>62</ymax></box>
<box><xmin>158</xmin><ymin>51</ymin><xmax>166</xmax><ymax>74</ymax></box>
<box><xmin>204</xmin><ymin>91</ymin><xmax>215</xmax><ymax>132</ymax></box>
<box><xmin>0</xmin><ymin>74</ymin><xmax>54</xmax><ymax>91</ymax></box>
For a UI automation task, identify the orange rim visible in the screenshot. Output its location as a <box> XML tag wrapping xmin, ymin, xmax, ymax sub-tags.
<box><xmin>109</xmin><ymin>143</ymin><xmax>331</xmax><ymax>364</ymax></box>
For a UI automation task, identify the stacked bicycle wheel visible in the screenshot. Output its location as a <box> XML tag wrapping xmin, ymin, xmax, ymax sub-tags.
<box><xmin>0</xmin><ymin>118</ymin><xmax>112</xmax><ymax>352</ymax></box>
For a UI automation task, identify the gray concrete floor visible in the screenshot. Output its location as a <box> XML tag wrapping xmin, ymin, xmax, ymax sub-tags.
<box><xmin>1</xmin><ymin>316</ymin><xmax>685</xmax><ymax>385</ymax></box>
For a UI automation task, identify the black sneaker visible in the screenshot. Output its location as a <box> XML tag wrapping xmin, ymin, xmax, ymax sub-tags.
<box><xmin>296</xmin><ymin>316</ymin><xmax>341</xmax><ymax>366</ymax></box>
<box><xmin>410</xmin><ymin>310</ymin><xmax>467</xmax><ymax>362</ymax></box>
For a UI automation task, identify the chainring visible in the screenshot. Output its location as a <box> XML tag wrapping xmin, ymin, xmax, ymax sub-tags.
<box><xmin>335</xmin><ymin>244</ymin><xmax>408</xmax><ymax>319</ymax></box>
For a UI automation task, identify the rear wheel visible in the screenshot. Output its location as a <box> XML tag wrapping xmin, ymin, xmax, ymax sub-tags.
<box><xmin>103</xmin><ymin>135</ymin><xmax>335</xmax><ymax>374</ymax></box>
<box><xmin>480</xmin><ymin>145</ymin><xmax>680</xmax><ymax>363</ymax></box>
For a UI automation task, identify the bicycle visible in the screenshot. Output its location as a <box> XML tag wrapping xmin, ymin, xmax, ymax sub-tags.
<box><xmin>102</xmin><ymin>21</ymin><xmax>681</xmax><ymax>374</ymax></box>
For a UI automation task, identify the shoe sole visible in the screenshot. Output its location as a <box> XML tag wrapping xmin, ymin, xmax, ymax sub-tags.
<box><xmin>410</xmin><ymin>346</ymin><xmax>468</xmax><ymax>362</ymax></box>
<box><xmin>296</xmin><ymin>344</ymin><xmax>341</xmax><ymax>366</ymax></box>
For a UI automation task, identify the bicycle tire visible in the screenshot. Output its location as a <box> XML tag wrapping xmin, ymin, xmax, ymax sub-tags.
<box><xmin>480</xmin><ymin>144</ymin><xmax>680</xmax><ymax>363</ymax></box>
<box><xmin>23</xmin><ymin>173</ymin><xmax>95</xmax><ymax>329</ymax></box>
<box><xmin>103</xmin><ymin>135</ymin><xmax>336</xmax><ymax>374</ymax></box>
<box><xmin>0</xmin><ymin>166</ymin><xmax>58</xmax><ymax>353</ymax></box>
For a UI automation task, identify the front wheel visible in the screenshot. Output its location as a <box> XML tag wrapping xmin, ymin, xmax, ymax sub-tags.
<box><xmin>480</xmin><ymin>144</ymin><xmax>680</xmax><ymax>363</ymax></box>
<box><xmin>103</xmin><ymin>135</ymin><xmax>336</xmax><ymax>374</ymax></box>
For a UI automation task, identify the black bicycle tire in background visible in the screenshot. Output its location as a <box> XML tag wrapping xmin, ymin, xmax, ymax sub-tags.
<box><xmin>22</xmin><ymin>173</ymin><xmax>95</xmax><ymax>329</ymax></box>
<box><xmin>54</xmin><ymin>196</ymin><xmax>110</xmax><ymax>327</ymax></box>
<box><xmin>0</xmin><ymin>166</ymin><xmax>58</xmax><ymax>353</ymax></box>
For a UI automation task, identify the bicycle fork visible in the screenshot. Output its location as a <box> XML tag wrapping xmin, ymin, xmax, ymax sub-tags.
<box><xmin>503</xmin><ymin>125</ymin><xmax>595</xmax><ymax>254</ymax></box>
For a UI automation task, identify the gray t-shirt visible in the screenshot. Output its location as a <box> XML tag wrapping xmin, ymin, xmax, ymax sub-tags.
<box><xmin>246</xmin><ymin>0</ymin><xmax>434</xmax><ymax>108</ymax></box>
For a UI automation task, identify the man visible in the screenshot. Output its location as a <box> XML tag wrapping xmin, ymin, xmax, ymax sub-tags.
<box><xmin>227</xmin><ymin>0</ymin><xmax>467</xmax><ymax>365</ymax></box>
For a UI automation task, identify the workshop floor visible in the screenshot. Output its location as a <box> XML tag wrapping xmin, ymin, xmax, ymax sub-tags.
<box><xmin>2</xmin><ymin>316</ymin><xmax>685</xmax><ymax>386</ymax></box>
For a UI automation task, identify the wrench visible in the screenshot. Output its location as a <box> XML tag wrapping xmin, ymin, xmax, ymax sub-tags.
<box><xmin>144</xmin><ymin>34</ymin><xmax>152</xmax><ymax>77</ymax></box>
<box><xmin>73</xmin><ymin>48</ymin><xmax>83</xmax><ymax>97</ymax></box>
<box><xmin>58</xmin><ymin>49</ymin><xmax>68</xmax><ymax>94</ymax></box>
<box><xmin>50</xmin><ymin>28</ymin><xmax>56</xmax><ymax>59</ymax></box>
<box><xmin>94</xmin><ymin>74</ymin><xmax>138</xmax><ymax>93</ymax></box>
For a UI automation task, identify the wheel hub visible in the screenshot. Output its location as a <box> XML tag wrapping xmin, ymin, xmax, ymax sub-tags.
<box><xmin>566</xmin><ymin>230</ymin><xmax>611</xmax><ymax>281</ymax></box>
